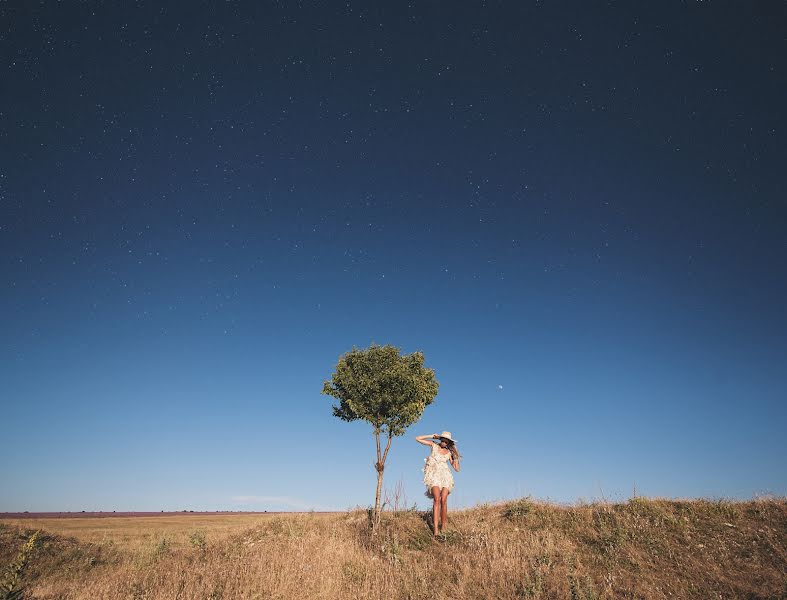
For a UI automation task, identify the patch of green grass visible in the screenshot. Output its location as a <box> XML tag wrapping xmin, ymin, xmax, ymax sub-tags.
<box><xmin>503</xmin><ymin>497</ymin><xmax>534</xmax><ymax>521</ymax></box>
<box><xmin>437</xmin><ymin>529</ymin><xmax>461</xmax><ymax>545</ymax></box>
<box><xmin>1</xmin><ymin>530</ymin><xmax>40</xmax><ymax>600</ymax></box>
<box><xmin>568</xmin><ymin>573</ymin><xmax>598</xmax><ymax>600</ymax></box>
<box><xmin>405</xmin><ymin>529</ymin><xmax>433</xmax><ymax>551</ymax></box>
<box><xmin>150</xmin><ymin>535</ymin><xmax>170</xmax><ymax>561</ymax></box>
<box><xmin>188</xmin><ymin>529</ymin><xmax>207</xmax><ymax>550</ymax></box>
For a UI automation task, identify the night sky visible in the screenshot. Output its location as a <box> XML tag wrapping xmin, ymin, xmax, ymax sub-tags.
<box><xmin>2</xmin><ymin>2</ymin><xmax>786</xmax><ymax>512</ymax></box>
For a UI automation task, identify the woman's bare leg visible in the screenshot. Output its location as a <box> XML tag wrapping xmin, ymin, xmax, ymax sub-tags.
<box><xmin>431</xmin><ymin>487</ymin><xmax>441</xmax><ymax>536</ymax></box>
<box><xmin>440</xmin><ymin>488</ymin><xmax>450</xmax><ymax>530</ymax></box>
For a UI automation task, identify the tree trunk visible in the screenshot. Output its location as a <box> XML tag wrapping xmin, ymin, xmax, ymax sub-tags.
<box><xmin>372</xmin><ymin>429</ymin><xmax>393</xmax><ymax>534</ymax></box>
<box><xmin>373</xmin><ymin>464</ymin><xmax>384</xmax><ymax>533</ymax></box>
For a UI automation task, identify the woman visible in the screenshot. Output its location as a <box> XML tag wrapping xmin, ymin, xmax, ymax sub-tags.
<box><xmin>416</xmin><ymin>431</ymin><xmax>460</xmax><ymax>537</ymax></box>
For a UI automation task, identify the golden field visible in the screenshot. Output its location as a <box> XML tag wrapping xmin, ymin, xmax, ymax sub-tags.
<box><xmin>2</xmin><ymin>497</ymin><xmax>786</xmax><ymax>599</ymax></box>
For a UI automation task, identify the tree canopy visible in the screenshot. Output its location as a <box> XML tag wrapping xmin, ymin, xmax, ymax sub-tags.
<box><xmin>322</xmin><ymin>344</ymin><xmax>439</xmax><ymax>437</ymax></box>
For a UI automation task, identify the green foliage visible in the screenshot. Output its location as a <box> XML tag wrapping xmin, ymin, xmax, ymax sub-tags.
<box><xmin>405</xmin><ymin>528</ymin><xmax>433</xmax><ymax>551</ymax></box>
<box><xmin>568</xmin><ymin>574</ymin><xmax>598</xmax><ymax>600</ymax></box>
<box><xmin>188</xmin><ymin>529</ymin><xmax>207</xmax><ymax>550</ymax></box>
<box><xmin>380</xmin><ymin>533</ymin><xmax>403</xmax><ymax>563</ymax></box>
<box><xmin>591</xmin><ymin>507</ymin><xmax>627</xmax><ymax>558</ymax></box>
<box><xmin>151</xmin><ymin>535</ymin><xmax>170</xmax><ymax>559</ymax></box>
<box><xmin>503</xmin><ymin>497</ymin><xmax>535</xmax><ymax>520</ymax></box>
<box><xmin>322</xmin><ymin>344</ymin><xmax>439</xmax><ymax>436</ymax></box>
<box><xmin>437</xmin><ymin>529</ymin><xmax>461</xmax><ymax>545</ymax></box>
<box><xmin>1</xmin><ymin>530</ymin><xmax>39</xmax><ymax>600</ymax></box>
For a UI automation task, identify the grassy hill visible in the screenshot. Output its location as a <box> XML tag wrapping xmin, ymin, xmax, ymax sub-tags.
<box><xmin>2</xmin><ymin>497</ymin><xmax>785</xmax><ymax>599</ymax></box>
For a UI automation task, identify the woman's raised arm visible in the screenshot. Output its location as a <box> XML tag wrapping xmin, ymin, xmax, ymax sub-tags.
<box><xmin>415</xmin><ymin>433</ymin><xmax>438</xmax><ymax>447</ymax></box>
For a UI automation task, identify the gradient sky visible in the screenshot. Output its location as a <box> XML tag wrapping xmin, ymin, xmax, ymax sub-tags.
<box><xmin>1</xmin><ymin>2</ymin><xmax>785</xmax><ymax>512</ymax></box>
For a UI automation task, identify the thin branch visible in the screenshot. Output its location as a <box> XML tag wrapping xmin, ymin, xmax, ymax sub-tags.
<box><xmin>375</xmin><ymin>427</ymin><xmax>382</xmax><ymax>470</ymax></box>
<box><xmin>381</xmin><ymin>430</ymin><xmax>393</xmax><ymax>466</ymax></box>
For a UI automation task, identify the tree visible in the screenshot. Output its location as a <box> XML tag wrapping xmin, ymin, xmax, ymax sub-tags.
<box><xmin>322</xmin><ymin>344</ymin><xmax>439</xmax><ymax>531</ymax></box>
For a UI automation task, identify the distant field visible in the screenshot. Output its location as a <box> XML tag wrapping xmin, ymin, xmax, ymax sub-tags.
<box><xmin>1</xmin><ymin>513</ymin><xmax>284</xmax><ymax>552</ymax></box>
<box><xmin>0</xmin><ymin>512</ymin><xmax>285</xmax><ymax>518</ymax></box>
<box><xmin>2</xmin><ymin>498</ymin><xmax>785</xmax><ymax>599</ymax></box>
<box><xmin>0</xmin><ymin>512</ymin><xmax>336</xmax><ymax>552</ymax></box>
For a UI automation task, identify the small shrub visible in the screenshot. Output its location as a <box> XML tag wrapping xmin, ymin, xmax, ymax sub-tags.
<box><xmin>710</xmin><ymin>499</ymin><xmax>741</xmax><ymax>521</ymax></box>
<box><xmin>569</xmin><ymin>573</ymin><xmax>598</xmax><ymax>600</ymax></box>
<box><xmin>188</xmin><ymin>529</ymin><xmax>207</xmax><ymax>550</ymax></box>
<box><xmin>1</xmin><ymin>530</ymin><xmax>40</xmax><ymax>599</ymax></box>
<box><xmin>438</xmin><ymin>529</ymin><xmax>461</xmax><ymax>545</ymax></box>
<box><xmin>380</xmin><ymin>534</ymin><xmax>402</xmax><ymax>563</ymax></box>
<box><xmin>504</xmin><ymin>497</ymin><xmax>534</xmax><ymax>520</ymax></box>
<box><xmin>151</xmin><ymin>536</ymin><xmax>170</xmax><ymax>559</ymax></box>
<box><xmin>592</xmin><ymin>508</ymin><xmax>626</xmax><ymax>556</ymax></box>
<box><xmin>406</xmin><ymin>529</ymin><xmax>433</xmax><ymax>551</ymax></box>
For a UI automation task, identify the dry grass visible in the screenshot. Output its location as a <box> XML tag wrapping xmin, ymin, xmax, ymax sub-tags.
<box><xmin>0</xmin><ymin>514</ymin><xmax>280</xmax><ymax>554</ymax></box>
<box><xmin>1</xmin><ymin>497</ymin><xmax>785</xmax><ymax>599</ymax></box>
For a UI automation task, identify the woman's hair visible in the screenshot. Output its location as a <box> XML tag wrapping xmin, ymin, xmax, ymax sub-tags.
<box><xmin>443</xmin><ymin>439</ymin><xmax>462</xmax><ymax>461</ymax></box>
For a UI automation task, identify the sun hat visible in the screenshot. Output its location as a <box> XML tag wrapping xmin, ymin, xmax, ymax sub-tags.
<box><xmin>438</xmin><ymin>431</ymin><xmax>457</xmax><ymax>443</ymax></box>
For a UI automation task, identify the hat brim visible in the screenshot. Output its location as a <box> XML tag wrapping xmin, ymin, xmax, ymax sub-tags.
<box><xmin>438</xmin><ymin>436</ymin><xmax>457</xmax><ymax>443</ymax></box>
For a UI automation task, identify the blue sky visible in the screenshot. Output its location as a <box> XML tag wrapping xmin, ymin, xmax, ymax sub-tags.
<box><xmin>1</xmin><ymin>2</ymin><xmax>785</xmax><ymax>511</ymax></box>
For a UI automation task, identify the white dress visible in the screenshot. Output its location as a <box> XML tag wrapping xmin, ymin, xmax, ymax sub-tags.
<box><xmin>423</xmin><ymin>443</ymin><xmax>455</xmax><ymax>498</ymax></box>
